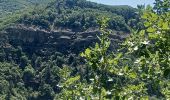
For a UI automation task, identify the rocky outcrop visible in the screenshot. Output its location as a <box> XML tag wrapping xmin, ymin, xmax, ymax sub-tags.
<box><xmin>1</xmin><ymin>24</ymin><xmax>127</xmax><ymax>57</ymax></box>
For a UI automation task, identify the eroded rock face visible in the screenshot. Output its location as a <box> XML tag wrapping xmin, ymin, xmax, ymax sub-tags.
<box><xmin>1</xmin><ymin>24</ymin><xmax>126</xmax><ymax>57</ymax></box>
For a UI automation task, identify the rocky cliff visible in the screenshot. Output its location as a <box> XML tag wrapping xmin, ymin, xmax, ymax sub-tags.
<box><xmin>1</xmin><ymin>24</ymin><xmax>127</xmax><ymax>57</ymax></box>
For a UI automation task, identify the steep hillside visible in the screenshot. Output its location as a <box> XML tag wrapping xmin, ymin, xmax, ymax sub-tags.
<box><xmin>0</xmin><ymin>0</ymin><xmax>137</xmax><ymax>99</ymax></box>
<box><xmin>0</xmin><ymin>0</ymin><xmax>54</xmax><ymax>18</ymax></box>
<box><xmin>0</xmin><ymin>0</ymin><xmax>55</xmax><ymax>30</ymax></box>
<box><xmin>0</xmin><ymin>0</ymin><xmax>135</xmax><ymax>60</ymax></box>
<box><xmin>0</xmin><ymin>0</ymin><xmax>137</xmax><ymax>31</ymax></box>
<box><xmin>18</xmin><ymin>0</ymin><xmax>136</xmax><ymax>32</ymax></box>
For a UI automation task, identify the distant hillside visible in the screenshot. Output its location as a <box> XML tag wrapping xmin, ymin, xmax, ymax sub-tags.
<box><xmin>0</xmin><ymin>0</ymin><xmax>54</xmax><ymax>18</ymax></box>
<box><xmin>0</xmin><ymin>0</ymin><xmax>139</xmax><ymax>99</ymax></box>
<box><xmin>0</xmin><ymin>0</ymin><xmax>55</xmax><ymax>30</ymax></box>
<box><xmin>0</xmin><ymin>0</ymin><xmax>137</xmax><ymax>32</ymax></box>
<box><xmin>18</xmin><ymin>0</ymin><xmax>136</xmax><ymax>32</ymax></box>
<box><xmin>0</xmin><ymin>0</ymin><xmax>136</xmax><ymax>67</ymax></box>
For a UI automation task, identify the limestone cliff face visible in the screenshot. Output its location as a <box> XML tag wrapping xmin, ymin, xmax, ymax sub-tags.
<box><xmin>1</xmin><ymin>24</ymin><xmax>126</xmax><ymax>57</ymax></box>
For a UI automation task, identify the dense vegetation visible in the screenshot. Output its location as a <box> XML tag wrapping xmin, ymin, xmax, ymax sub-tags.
<box><xmin>0</xmin><ymin>0</ymin><xmax>55</xmax><ymax>18</ymax></box>
<box><xmin>18</xmin><ymin>0</ymin><xmax>137</xmax><ymax>32</ymax></box>
<box><xmin>0</xmin><ymin>0</ymin><xmax>54</xmax><ymax>30</ymax></box>
<box><xmin>0</xmin><ymin>0</ymin><xmax>170</xmax><ymax>99</ymax></box>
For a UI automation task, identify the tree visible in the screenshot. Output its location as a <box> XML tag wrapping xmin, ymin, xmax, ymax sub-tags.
<box><xmin>81</xmin><ymin>14</ymin><xmax>86</xmax><ymax>30</ymax></box>
<box><xmin>153</xmin><ymin>0</ymin><xmax>170</xmax><ymax>14</ymax></box>
<box><xmin>58</xmin><ymin>0</ymin><xmax>170</xmax><ymax>99</ymax></box>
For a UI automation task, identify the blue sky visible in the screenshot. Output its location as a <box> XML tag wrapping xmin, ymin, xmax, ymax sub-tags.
<box><xmin>88</xmin><ymin>0</ymin><xmax>155</xmax><ymax>8</ymax></box>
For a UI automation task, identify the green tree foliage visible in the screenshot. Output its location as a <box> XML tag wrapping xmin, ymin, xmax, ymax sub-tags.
<box><xmin>153</xmin><ymin>0</ymin><xmax>170</xmax><ymax>14</ymax></box>
<box><xmin>0</xmin><ymin>0</ymin><xmax>55</xmax><ymax>31</ymax></box>
<box><xmin>0</xmin><ymin>0</ymin><xmax>169</xmax><ymax>99</ymax></box>
<box><xmin>57</xmin><ymin>0</ymin><xmax>170</xmax><ymax>99</ymax></box>
<box><xmin>18</xmin><ymin>0</ymin><xmax>135</xmax><ymax>32</ymax></box>
<box><xmin>123</xmin><ymin>1</ymin><xmax>170</xmax><ymax>98</ymax></box>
